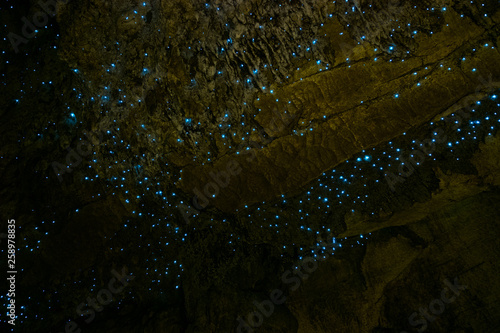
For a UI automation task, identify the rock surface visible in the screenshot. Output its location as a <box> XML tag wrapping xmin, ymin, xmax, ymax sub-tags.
<box><xmin>1</xmin><ymin>0</ymin><xmax>500</xmax><ymax>332</ymax></box>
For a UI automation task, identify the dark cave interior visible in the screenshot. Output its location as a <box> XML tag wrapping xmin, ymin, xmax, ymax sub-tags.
<box><xmin>1</xmin><ymin>0</ymin><xmax>500</xmax><ymax>332</ymax></box>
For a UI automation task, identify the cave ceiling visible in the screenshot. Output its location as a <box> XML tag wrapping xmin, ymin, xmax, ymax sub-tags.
<box><xmin>1</xmin><ymin>0</ymin><xmax>500</xmax><ymax>332</ymax></box>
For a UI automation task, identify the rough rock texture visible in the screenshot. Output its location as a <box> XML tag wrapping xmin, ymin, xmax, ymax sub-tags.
<box><xmin>1</xmin><ymin>0</ymin><xmax>500</xmax><ymax>332</ymax></box>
